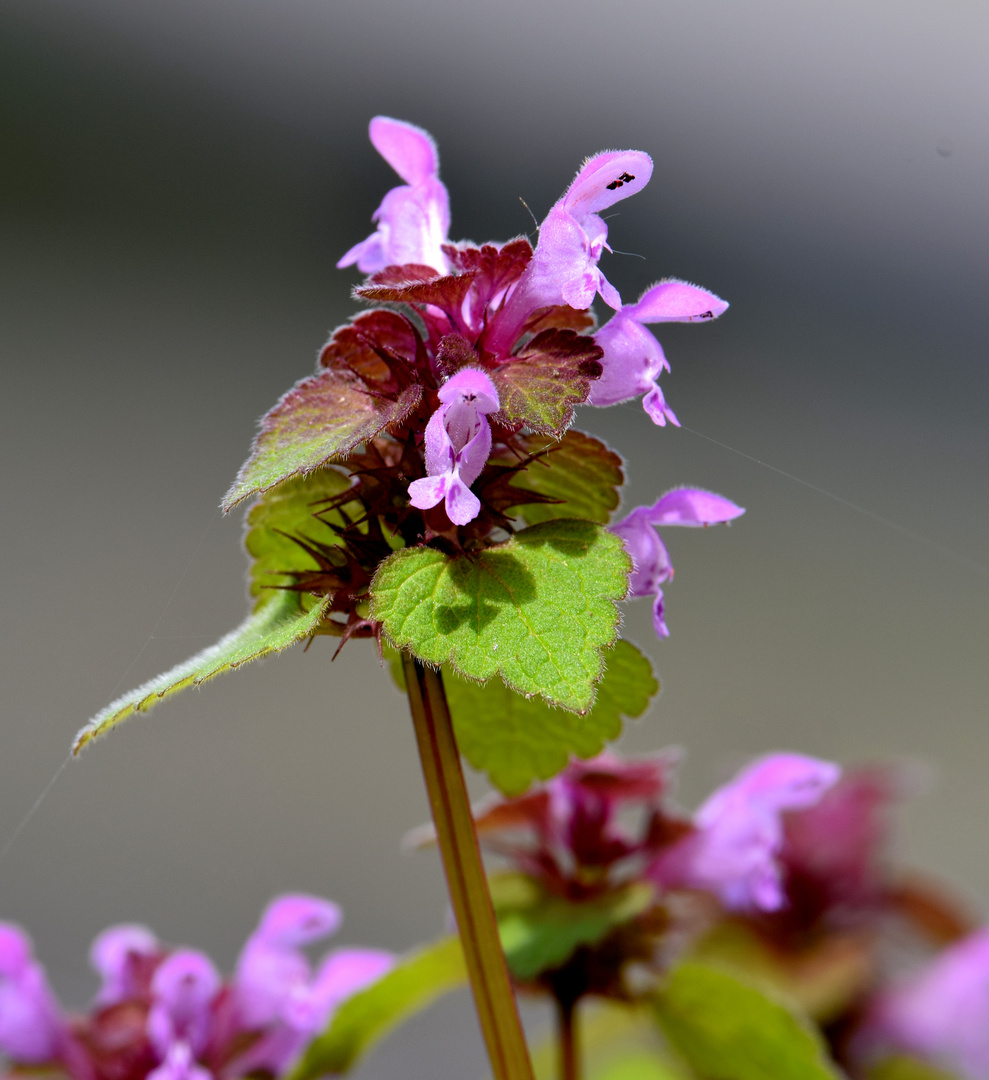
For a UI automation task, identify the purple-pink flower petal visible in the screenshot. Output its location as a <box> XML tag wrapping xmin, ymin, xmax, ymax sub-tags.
<box><xmin>337</xmin><ymin>117</ymin><xmax>450</xmax><ymax>274</ymax></box>
<box><xmin>90</xmin><ymin>924</ymin><xmax>159</xmax><ymax>1006</ymax></box>
<box><xmin>147</xmin><ymin>951</ymin><xmax>220</xmax><ymax>1058</ymax></box>
<box><xmin>0</xmin><ymin>924</ymin><xmax>65</xmax><ymax>1064</ymax></box>
<box><xmin>487</xmin><ymin>150</ymin><xmax>653</xmax><ymax>353</ymax></box>
<box><xmin>146</xmin><ymin>1041</ymin><xmax>213</xmax><ymax>1080</ymax></box>
<box><xmin>861</xmin><ymin>927</ymin><xmax>989</xmax><ymax>1080</ymax></box>
<box><xmin>408</xmin><ymin>367</ymin><xmax>498</xmax><ymax>526</ymax></box>
<box><xmin>589</xmin><ymin>280</ymin><xmax>727</xmax><ymax>423</ymax></box>
<box><xmin>653</xmin><ymin>753</ymin><xmax>841</xmax><ymax>912</ymax></box>
<box><xmin>610</xmin><ymin>489</ymin><xmax>744</xmax><ymax>638</ymax></box>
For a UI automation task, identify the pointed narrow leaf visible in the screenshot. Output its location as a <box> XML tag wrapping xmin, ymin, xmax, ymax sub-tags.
<box><xmin>491</xmin><ymin>329</ymin><xmax>603</xmax><ymax>435</ymax></box>
<box><xmin>245</xmin><ymin>467</ymin><xmax>357</xmax><ymax>608</ymax></box>
<box><xmin>653</xmin><ymin>962</ymin><xmax>842</xmax><ymax>1080</ymax></box>
<box><xmin>73</xmin><ymin>592</ymin><xmax>329</xmax><ymax>753</ymax></box>
<box><xmin>287</xmin><ymin>936</ymin><xmax>467</xmax><ymax>1080</ymax></box>
<box><xmin>223</xmin><ymin>372</ymin><xmax>421</xmax><ymax>510</ymax></box>
<box><xmin>494</xmin><ymin>430</ymin><xmax>624</xmax><ymax>527</ymax></box>
<box><xmin>369</xmin><ymin>520</ymin><xmax>631</xmax><ymax>711</ymax></box>
<box><xmin>448</xmin><ymin>639</ymin><xmax>658</xmax><ymax>795</ymax></box>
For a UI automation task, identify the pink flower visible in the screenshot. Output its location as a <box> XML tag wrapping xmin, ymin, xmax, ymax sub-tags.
<box><xmin>407</xmin><ymin>368</ymin><xmax>500</xmax><ymax>526</ymax></box>
<box><xmin>860</xmin><ymin>928</ymin><xmax>989</xmax><ymax>1080</ymax></box>
<box><xmin>652</xmin><ymin>753</ymin><xmax>841</xmax><ymax>912</ymax></box>
<box><xmin>337</xmin><ymin>117</ymin><xmax>451</xmax><ymax>274</ymax></box>
<box><xmin>147</xmin><ymin>951</ymin><xmax>220</xmax><ymax>1060</ymax></box>
<box><xmin>0</xmin><ymin>923</ymin><xmax>66</xmax><ymax>1064</ymax></box>
<box><xmin>488</xmin><ymin>150</ymin><xmax>653</xmax><ymax>353</ymax></box>
<box><xmin>232</xmin><ymin>895</ymin><xmax>393</xmax><ymax>1076</ymax></box>
<box><xmin>610</xmin><ymin>488</ymin><xmax>744</xmax><ymax>637</ymax></box>
<box><xmin>90</xmin><ymin>924</ymin><xmax>160</xmax><ymax>1006</ymax></box>
<box><xmin>589</xmin><ymin>280</ymin><xmax>729</xmax><ymax>425</ymax></box>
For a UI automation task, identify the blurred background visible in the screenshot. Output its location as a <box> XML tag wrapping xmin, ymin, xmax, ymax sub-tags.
<box><xmin>1</xmin><ymin>1</ymin><xmax>986</xmax><ymax>1075</ymax></box>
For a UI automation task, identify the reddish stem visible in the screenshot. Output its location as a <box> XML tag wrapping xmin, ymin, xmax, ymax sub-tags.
<box><xmin>403</xmin><ymin>653</ymin><xmax>535</xmax><ymax>1080</ymax></box>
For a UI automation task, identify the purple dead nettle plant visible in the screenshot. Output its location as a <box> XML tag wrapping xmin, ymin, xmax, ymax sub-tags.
<box><xmin>21</xmin><ymin>115</ymin><xmax>983</xmax><ymax>1080</ymax></box>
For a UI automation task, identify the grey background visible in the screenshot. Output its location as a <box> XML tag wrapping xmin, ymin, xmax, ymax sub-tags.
<box><xmin>1</xmin><ymin>2</ymin><xmax>986</xmax><ymax>1076</ymax></box>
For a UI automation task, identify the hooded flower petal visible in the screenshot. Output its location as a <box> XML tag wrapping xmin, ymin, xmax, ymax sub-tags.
<box><xmin>337</xmin><ymin>117</ymin><xmax>451</xmax><ymax>274</ymax></box>
<box><xmin>859</xmin><ymin>928</ymin><xmax>989</xmax><ymax>1080</ymax></box>
<box><xmin>487</xmin><ymin>150</ymin><xmax>653</xmax><ymax>354</ymax></box>
<box><xmin>234</xmin><ymin>895</ymin><xmax>342</xmax><ymax>1029</ymax></box>
<box><xmin>610</xmin><ymin>489</ymin><xmax>744</xmax><ymax>637</ymax></box>
<box><xmin>590</xmin><ymin>280</ymin><xmax>728</xmax><ymax>424</ymax></box>
<box><xmin>90</xmin><ymin>924</ymin><xmax>159</xmax><ymax>1006</ymax></box>
<box><xmin>652</xmin><ymin>753</ymin><xmax>841</xmax><ymax>912</ymax></box>
<box><xmin>408</xmin><ymin>368</ymin><xmax>499</xmax><ymax>526</ymax></box>
<box><xmin>0</xmin><ymin>924</ymin><xmax>65</xmax><ymax>1064</ymax></box>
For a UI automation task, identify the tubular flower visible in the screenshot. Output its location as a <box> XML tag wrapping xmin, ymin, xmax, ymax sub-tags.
<box><xmin>590</xmin><ymin>280</ymin><xmax>729</xmax><ymax>425</ymax></box>
<box><xmin>233</xmin><ymin>894</ymin><xmax>393</xmax><ymax>1076</ymax></box>
<box><xmin>90</xmin><ymin>924</ymin><xmax>160</xmax><ymax>1006</ymax></box>
<box><xmin>651</xmin><ymin>753</ymin><xmax>841</xmax><ymax>912</ymax></box>
<box><xmin>407</xmin><ymin>368</ymin><xmax>500</xmax><ymax>526</ymax></box>
<box><xmin>610</xmin><ymin>488</ymin><xmax>744</xmax><ymax>637</ymax></box>
<box><xmin>857</xmin><ymin>928</ymin><xmax>989</xmax><ymax>1080</ymax></box>
<box><xmin>487</xmin><ymin>150</ymin><xmax>653</xmax><ymax>353</ymax></box>
<box><xmin>0</xmin><ymin>924</ymin><xmax>66</xmax><ymax>1064</ymax></box>
<box><xmin>337</xmin><ymin>116</ymin><xmax>451</xmax><ymax>274</ymax></box>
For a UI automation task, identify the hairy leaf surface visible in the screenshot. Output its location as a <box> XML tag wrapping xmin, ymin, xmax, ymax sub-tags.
<box><xmin>491</xmin><ymin>329</ymin><xmax>603</xmax><ymax>435</ymax></box>
<box><xmin>653</xmin><ymin>963</ymin><xmax>841</xmax><ymax>1080</ymax></box>
<box><xmin>447</xmin><ymin>639</ymin><xmax>657</xmax><ymax>794</ymax></box>
<box><xmin>492</xmin><ymin>874</ymin><xmax>655</xmax><ymax>981</ymax></box>
<box><xmin>495</xmin><ymin>430</ymin><xmax>624</xmax><ymax>527</ymax></box>
<box><xmin>73</xmin><ymin>592</ymin><xmax>329</xmax><ymax>753</ymax></box>
<box><xmin>370</xmin><ymin>520</ymin><xmax>630</xmax><ymax>711</ymax></box>
<box><xmin>288</xmin><ymin>936</ymin><xmax>466</xmax><ymax>1080</ymax></box>
<box><xmin>223</xmin><ymin>372</ymin><xmax>420</xmax><ymax>510</ymax></box>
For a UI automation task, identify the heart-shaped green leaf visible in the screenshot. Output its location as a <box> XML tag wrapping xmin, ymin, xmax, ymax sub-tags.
<box><xmin>369</xmin><ymin>520</ymin><xmax>630</xmax><ymax>711</ymax></box>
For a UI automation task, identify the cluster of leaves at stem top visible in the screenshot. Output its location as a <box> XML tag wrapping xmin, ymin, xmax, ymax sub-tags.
<box><xmin>75</xmin><ymin>116</ymin><xmax>740</xmax><ymax>758</ymax></box>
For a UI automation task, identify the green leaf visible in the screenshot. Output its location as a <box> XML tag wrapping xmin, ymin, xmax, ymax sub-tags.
<box><xmin>500</xmin><ymin>430</ymin><xmax>624</xmax><ymax>527</ymax></box>
<box><xmin>369</xmin><ymin>519</ymin><xmax>631</xmax><ymax>711</ymax></box>
<box><xmin>653</xmin><ymin>962</ymin><xmax>842</xmax><ymax>1080</ymax></box>
<box><xmin>447</xmin><ymin>639</ymin><xmax>658</xmax><ymax>795</ymax></box>
<box><xmin>223</xmin><ymin>371</ymin><xmax>421</xmax><ymax>510</ymax></box>
<box><xmin>493</xmin><ymin>875</ymin><xmax>655</xmax><ymax>981</ymax></box>
<box><xmin>73</xmin><ymin>591</ymin><xmax>329</xmax><ymax>753</ymax></box>
<box><xmin>531</xmin><ymin>1002</ymin><xmax>688</xmax><ymax>1080</ymax></box>
<box><xmin>491</xmin><ymin>329</ymin><xmax>603</xmax><ymax>436</ymax></box>
<box><xmin>287</xmin><ymin>936</ymin><xmax>467</xmax><ymax>1080</ymax></box>
<box><xmin>868</xmin><ymin>1057</ymin><xmax>962</xmax><ymax>1080</ymax></box>
<box><xmin>244</xmin><ymin>466</ymin><xmax>357</xmax><ymax>610</ymax></box>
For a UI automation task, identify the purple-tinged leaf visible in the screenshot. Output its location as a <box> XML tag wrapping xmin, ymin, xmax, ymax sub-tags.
<box><xmin>354</xmin><ymin>271</ymin><xmax>477</xmax><ymax>312</ymax></box>
<box><xmin>490</xmin><ymin>329</ymin><xmax>603</xmax><ymax>435</ymax></box>
<box><xmin>223</xmin><ymin>372</ymin><xmax>421</xmax><ymax>511</ymax></box>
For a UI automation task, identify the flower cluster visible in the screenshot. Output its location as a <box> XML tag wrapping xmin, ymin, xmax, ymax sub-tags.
<box><xmin>474</xmin><ymin>748</ymin><xmax>989</xmax><ymax>1079</ymax></box>
<box><xmin>0</xmin><ymin>897</ymin><xmax>392</xmax><ymax>1080</ymax></box>
<box><xmin>238</xmin><ymin>117</ymin><xmax>741</xmax><ymax>646</ymax></box>
<box><xmin>475</xmin><ymin>750</ymin><xmax>841</xmax><ymax>912</ymax></box>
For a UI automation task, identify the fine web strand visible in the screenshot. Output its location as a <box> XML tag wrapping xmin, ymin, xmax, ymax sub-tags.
<box><xmin>681</xmin><ymin>424</ymin><xmax>989</xmax><ymax>581</ymax></box>
<box><xmin>0</xmin><ymin>507</ymin><xmax>221</xmax><ymax>870</ymax></box>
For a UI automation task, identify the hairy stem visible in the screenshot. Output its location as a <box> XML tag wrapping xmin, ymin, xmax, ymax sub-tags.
<box><xmin>402</xmin><ymin>653</ymin><xmax>535</xmax><ymax>1080</ymax></box>
<box><xmin>556</xmin><ymin>995</ymin><xmax>579</xmax><ymax>1080</ymax></box>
